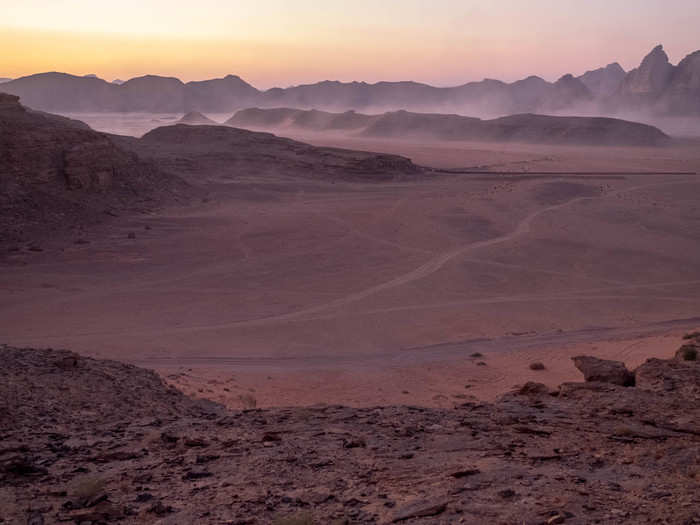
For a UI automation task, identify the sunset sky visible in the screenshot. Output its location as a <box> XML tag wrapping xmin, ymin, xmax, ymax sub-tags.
<box><xmin>2</xmin><ymin>0</ymin><xmax>699</xmax><ymax>88</ymax></box>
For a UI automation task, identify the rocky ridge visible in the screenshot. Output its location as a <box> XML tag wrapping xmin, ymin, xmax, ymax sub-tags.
<box><xmin>1</xmin><ymin>335</ymin><xmax>699</xmax><ymax>524</ymax></box>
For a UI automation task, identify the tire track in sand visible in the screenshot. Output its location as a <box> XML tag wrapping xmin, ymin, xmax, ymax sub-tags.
<box><xmin>21</xmin><ymin>179</ymin><xmax>694</xmax><ymax>341</ymax></box>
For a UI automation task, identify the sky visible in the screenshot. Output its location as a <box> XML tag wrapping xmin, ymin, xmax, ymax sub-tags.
<box><xmin>1</xmin><ymin>0</ymin><xmax>699</xmax><ymax>88</ymax></box>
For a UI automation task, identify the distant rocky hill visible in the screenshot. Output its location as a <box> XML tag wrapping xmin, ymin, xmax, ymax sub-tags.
<box><xmin>1</xmin><ymin>335</ymin><xmax>698</xmax><ymax>523</ymax></box>
<box><xmin>228</xmin><ymin>108</ymin><xmax>670</xmax><ymax>146</ymax></box>
<box><xmin>2</xmin><ymin>45</ymin><xmax>698</xmax><ymax>117</ymax></box>
<box><xmin>0</xmin><ymin>93</ymin><xmax>190</xmax><ymax>246</ymax></box>
<box><xmin>113</xmin><ymin>124</ymin><xmax>422</xmax><ymax>182</ymax></box>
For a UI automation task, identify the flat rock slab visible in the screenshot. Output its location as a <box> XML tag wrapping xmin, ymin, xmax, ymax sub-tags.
<box><xmin>391</xmin><ymin>500</ymin><xmax>448</xmax><ymax>522</ymax></box>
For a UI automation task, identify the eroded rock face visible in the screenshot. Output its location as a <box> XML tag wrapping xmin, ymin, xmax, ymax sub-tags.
<box><xmin>0</xmin><ymin>94</ymin><xmax>189</xmax><ymax>245</ymax></box>
<box><xmin>619</xmin><ymin>45</ymin><xmax>675</xmax><ymax>98</ymax></box>
<box><xmin>63</xmin><ymin>140</ymin><xmax>120</xmax><ymax>190</ymax></box>
<box><xmin>2</xmin><ymin>344</ymin><xmax>699</xmax><ymax>524</ymax></box>
<box><xmin>659</xmin><ymin>50</ymin><xmax>700</xmax><ymax>115</ymax></box>
<box><xmin>572</xmin><ymin>355</ymin><xmax>635</xmax><ymax>386</ymax></box>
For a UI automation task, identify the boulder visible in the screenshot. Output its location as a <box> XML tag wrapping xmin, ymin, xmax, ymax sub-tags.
<box><xmin>572</xmin><ymin>356</ymin><xmax>635</xmax><ymax>386</ymax></box>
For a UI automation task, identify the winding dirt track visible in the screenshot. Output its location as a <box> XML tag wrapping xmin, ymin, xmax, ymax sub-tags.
<box><xmin>130</xmin><ymin>180</ymin><xmax>691</xmax><ymax>332</ymax></box>
<box><xmin>15</xmin><ymin>179</ymin><xmax>696</xmax><ymax>345</ymax></box>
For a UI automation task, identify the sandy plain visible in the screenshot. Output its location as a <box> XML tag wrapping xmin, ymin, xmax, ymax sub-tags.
<box><xmin>1</xmin><ymin>130</ymin><xmax>699</xmax><ymax>408</ymax></box>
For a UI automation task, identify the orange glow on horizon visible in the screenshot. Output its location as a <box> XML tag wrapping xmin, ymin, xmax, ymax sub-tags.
<box><xmin>2</xmin><ymin>1</ymin><xmax>699</xmax><ymax>89</ymax></box>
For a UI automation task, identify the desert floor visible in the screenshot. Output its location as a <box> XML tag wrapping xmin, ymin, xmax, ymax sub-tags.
<box><xmin>2</xmin><ymin>133</ymin><xmax>699</xmax><ymax>408</ymax></box>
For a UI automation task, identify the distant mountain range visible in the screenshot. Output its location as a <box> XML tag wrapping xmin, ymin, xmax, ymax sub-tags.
<box><xmin>1</xmin><ymin>45</ymin><xmax>698</xmax><ymax>117</ymax></box>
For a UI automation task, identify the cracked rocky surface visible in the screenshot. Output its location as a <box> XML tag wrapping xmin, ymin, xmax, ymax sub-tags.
<box><xmin>1</xmin><ymin>338</ymin><xmax>699</xmax><ymax>524</ymax></box>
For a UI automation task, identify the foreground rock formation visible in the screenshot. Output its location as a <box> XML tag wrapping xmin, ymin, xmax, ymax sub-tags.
<box><xmin>0</xmin><ymin>94</ymin><xmax>190</xmax><ymax>246</ymax></box>
<box><xmin>1</xmin><ymin>338</ymin><xmax>698</xmax><ymax>524</ymax></box>
<box><xmin>227</xmin><ymin>108</ymin><xmax>670</xmax><ymax>147</ymax></box>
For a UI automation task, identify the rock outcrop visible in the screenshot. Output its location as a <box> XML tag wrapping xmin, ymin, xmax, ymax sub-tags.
<box><xmin>611</xmin><ymin>45</ymin><xmax>700</xmax><ymax>115</ymax></box>
<box><xmin>572</xmin><ymin>355</ymin><xmax>635</xmax><ymax>386</ymax></box>
<box><xmin>1</xmin><ymin>343</ymin><xmax>698</xmax><ymax>524</ymax></box>
<box><xmin>0</xmin><ymin>94</ymin><xmax>189</xmax><ymax>246</ymax></box>
<box><xmin>618</xmin><ymin>45</ymin><xmax>675</xmax><ymax>100</ymax></box>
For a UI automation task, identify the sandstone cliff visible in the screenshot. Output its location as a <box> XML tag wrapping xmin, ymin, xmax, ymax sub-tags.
<box><xmin>0</xmin><ymin>94</ymin><xmax>189</xmax><ymax>246</ymax></box>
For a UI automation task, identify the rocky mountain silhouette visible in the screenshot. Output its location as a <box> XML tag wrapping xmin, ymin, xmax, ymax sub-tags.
<box><xmin>612</xmin><ymin>45</ymin><xmax>700</xmax><ymax>116</ymax></box>
<box><xmin>1</xmin><ymin>73</ymin><xmax>259</xmax><ymax>113</ymax></box>
<box><xmin>2</xmin><ymin>44</ymin><xmax>698</xmax><ymax>118</ymax></box>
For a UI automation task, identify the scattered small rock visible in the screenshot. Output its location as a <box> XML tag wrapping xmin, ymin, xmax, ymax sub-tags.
<box><xmin>392</xmin><ymin>499</ymin><xmax>447</xmax><ymax>522</ymax></box>
<box><xmin>450</xmin><ymin>468</ymin><xmax>480</xmax><ymax>478</ymax></box>
<box><xmin>343</xmin><ymin>437</ymin><xmax>367</xmax><ymax>449</ymax></box>
<box><xmin>135</xmin><ymin>493</ymin><xmax>154</xmax><ymax>503</ymax></box>
<box><xmin>498</xmin><ymin>489</ymin><xmax>517</xmax><ymax>499</ymax></box>
<box><xmin>148</xmin><ymin>501</ymin><xmax>174</xmax><ymax>516</ymax></box>
<box><xmin>2</xmin><ymin>456</ymin><xmax>48</xmax><ymax>477</ymax></box>
<box><xmin>184</xmin><ymin>437</ymin><xmax>209</xmax><ymax>447</ymax></box>
<box><xmin>183</xmin><ymin>470</ymin><xmax>212</xmax><ymax>481</ymax></box>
